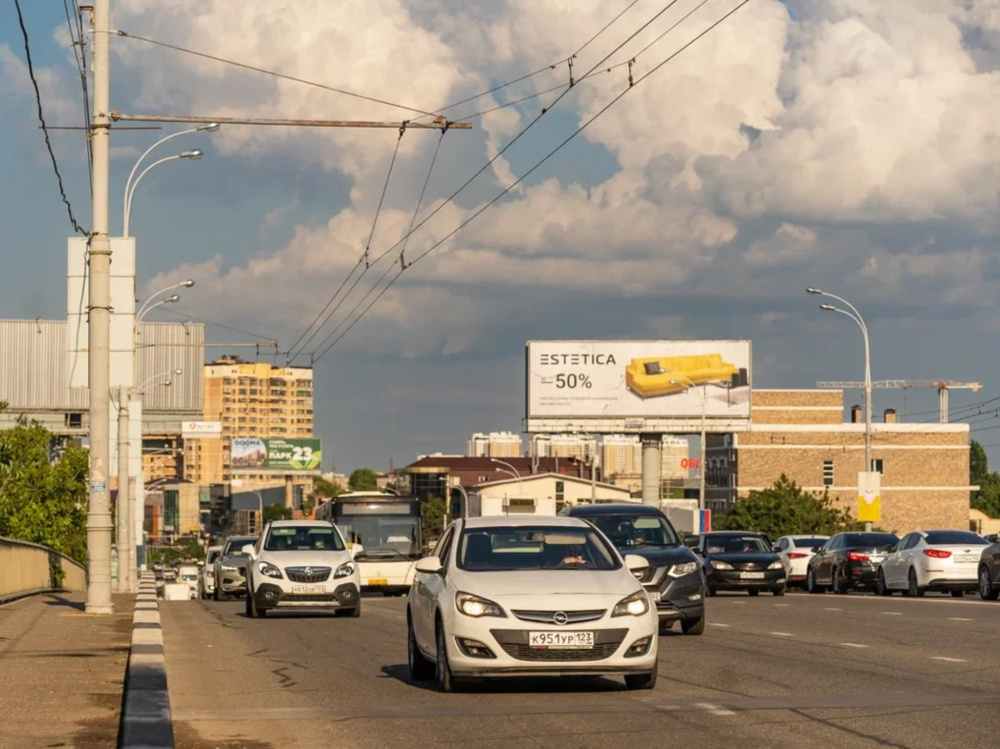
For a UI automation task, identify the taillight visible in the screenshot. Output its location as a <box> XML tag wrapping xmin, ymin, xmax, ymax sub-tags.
<box><xmin>923</xmin><ymin>549</ymin><xmax>952</xmax><ymax>559</ymax></box>
<box><xmin>847</xmin><ymin>551</ymin><xmax>869</xmax><ymax>562</ymax></box>
<box><xmin>788</xmin><ymin>552</ymin><xmax>809</xmax><ymax>559</ymax></box>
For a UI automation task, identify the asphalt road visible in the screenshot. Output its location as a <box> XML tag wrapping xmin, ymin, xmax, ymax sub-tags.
<box><xmin>159</xmin><ymin>590</ymin><xmax>1000</xmax><ymax>749</ymax></box>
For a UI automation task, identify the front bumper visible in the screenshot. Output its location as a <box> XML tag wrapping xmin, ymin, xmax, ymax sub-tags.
<box><xmin>253</xmin><ymin>581</ymin><xmax>361</xmax><ymax>610</ymax></box>
<box><xmin>707</xmin><ymin>568</ymin><xmax>786</xmax><ymax>590</ymax></box>
<box><xmin>218</xmin><ymin>568</ymin><xmax>247</xmax><ymax>593</ymax></box>
<box><xmin>645</xmin><ymin>573</ymin><xmax>705</xmax><ymax>622</ymax></box>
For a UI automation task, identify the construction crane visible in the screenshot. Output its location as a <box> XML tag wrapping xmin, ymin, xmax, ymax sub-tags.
<box><xmin>815</xmin><ymin>380</ymin><xmax>983</xmax><ymax>423</ymax></box>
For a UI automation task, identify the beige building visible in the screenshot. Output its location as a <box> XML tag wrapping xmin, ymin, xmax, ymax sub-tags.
<box><xmin>471</xmin><ymin>473</ymin><xmax>634</xmax><ymax>515</ymax></box>
<box><xmin>186</xmin><ymin>356</ymin><xmax>314</xmax><ymax>486</ymax></box>
<box><xmin>706</xmin><ymin>390</ymin><xmax>974</xmax><ymax>532</ymax></box>
<box><xmin>467</xmin><ymin>431</ymin><xmax>523</xmax><ymax>458</ymax></box>
<box><xmin>533</xmin><ymin>434</ymin><xmax>598</xmax><ymax>461</ymax></box>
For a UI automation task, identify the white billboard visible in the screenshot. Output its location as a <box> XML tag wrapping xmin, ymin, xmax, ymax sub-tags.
<box><xmin>181</xmin><ymin>421</ymin><xmax>223</xmax><ymax>438</ymax></box>
<box><xmin>526</xmin><ymin>340</ymin><xmax>751</xmax><ymax>433</ymax></box>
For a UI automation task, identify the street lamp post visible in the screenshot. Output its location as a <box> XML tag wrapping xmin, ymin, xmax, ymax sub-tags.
<box><xmin>670</xmin><ymin>375</ymin><xmax>707</xmax><ymax>514</ymax></box>
<box><xmin>123</xmin><ymin>150</ymin><xmax>205</xmax><ymax>236</ymax></box>
<box><xmin>490</xmin><ymin>458</ymin><xmax>522</xmax><ymax>495</ymax></box>
<box><xmin>808</xmin><ymin>287</ymin><xmax>873</xmax><ymax>532</ymax></box>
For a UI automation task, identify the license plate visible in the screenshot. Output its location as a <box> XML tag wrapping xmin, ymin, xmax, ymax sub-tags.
<box><xmin>956</xmin><ymin>555</ymin><xmax>979</xmax><ymax>564</ymax></box>
<box><xmin>291</xmin><ymin>584</ymin><xmax>325</xmax><ymax>594</ymax></box>
<box><xmin>869</xmin><ymin>555</ymin><xmax>885</xmax><ymax>564</ymax></box>
<box><xmin>529</xmin><ymin>631</ymin><xmax>594</xmax><ymax>649</ymax></box>
<box><xmin>649</xmin><ymin>591</ymin><xmax>661</xmax><ymax>603</ymax></box>
<box><xmin>368</xmin><ymin>578</ymin><xmax>388</xmax><ymax>586</ymax></box>
<box><xmin>739</xmin><ymin>571</ymin><xmax>765</xmax><ymax>579</ymax></box>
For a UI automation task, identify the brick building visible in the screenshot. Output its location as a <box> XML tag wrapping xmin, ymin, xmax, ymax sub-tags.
<box><xmin>706</xmin><ymin>390</ymin><xmax>974</xmax><ymax>532</ymax></box>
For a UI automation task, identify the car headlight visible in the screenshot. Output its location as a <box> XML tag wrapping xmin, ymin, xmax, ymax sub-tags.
<box><xmin>711</xmin><ymin>561</ymin><xmax>734</xmax><ymax>570</ymax></box>
<box><xmin>767</xmin><ymin>560</ymin><xmax>784</xmax><ymax>570</ymax></box>
<box><xmin>257</xmin><ymin>561</ymin><xmax>283</xmax><ymax>579</ymax></box>
<box><xmin>456</xmin><ymin>592</ymin><xmax>505</xmax><ymax>618</ymax></box>
<box><xmin>220</xmin><ymin>564</ymin><xmax>237</xmax><ymax>572</ymax></box>
<box><xmin>334</xmin><ymin>561</ymin><xmax>356</xmax><ymax>579</ymax></box>
<box><xmin>669</xmin><ymin>561</ymin><xmax>699</xmax><ymax>577</ymax></box>
<box><xmin>612</xmin><ymin>590</ymin><xmax>650</xmax><ymax>617</ymax></box>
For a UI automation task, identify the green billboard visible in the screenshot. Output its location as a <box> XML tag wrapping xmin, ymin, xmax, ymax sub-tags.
<box><xmin>231</xmin><ymin>437</ymin><xmax>322</xmax><ymax>471</ymax></box>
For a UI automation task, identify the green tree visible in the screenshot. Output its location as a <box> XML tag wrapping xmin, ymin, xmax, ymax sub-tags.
<box><xmin>301</xmin><ymin>495</ymin><xmax>317</xmax><ymax>516</ymax></box>
<box><xmin>421</xmin><ymin>495</ymin><xmax>447</xmax><ymax>541</ymax></box>
<box><xmin>721</xmin><ymin>474</ymin><xmax>856</xmax><ymax>538</ymax></box>
<box><xmin>0</xmin><ymin>416</ymin><xmax>88</xmax><ymax>564</ymax></box>
<box><xmin>314</xmin><ymin>477</ymin><xmax>345</xmax><ymax>498</ymax></box>
<box><xmin>263</xmin><ymin>504</ymin><xmax>293</xmax><ymax>523</ymax></box>
<box><xmin>970</xmin><ymin>439</ymin><xmax>1000</xmax><ymax>518</ymax></box>
<box><xmin>348</xmin><ymin>468</ymin><xmax>379</xmax><ymax>491</ymax></box>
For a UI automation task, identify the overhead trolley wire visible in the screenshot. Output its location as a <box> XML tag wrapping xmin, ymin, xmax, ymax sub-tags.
<box><xmin>312</xmin><ymin>0</ymin><xmax>752</xmax><ymax>361</ymax></box>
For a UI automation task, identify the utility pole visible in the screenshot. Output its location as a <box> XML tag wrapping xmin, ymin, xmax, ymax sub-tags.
<box><xmin>86</xmin><ymin>0</ymin><xmax>114</xmax><ymax>614</ymax></box>
<box><xmin>116</xmin><ymin>388</ymin><xmax>131</xmax><ymax>593</ymax></box>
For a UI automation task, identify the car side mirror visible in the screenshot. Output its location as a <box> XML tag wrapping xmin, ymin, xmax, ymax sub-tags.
<box><xmin>624</xmin><ymin>554</ymin><xmax>649</xmax><ymax>572</ymax></box>
<box><xmin>415</xmin><ymin>556</ymin><xmax>443</xmax><ymax>574</ymax></box>
<box><xmin>349</xmin><ymin>543</ymin><xmax>364</xmax><ymax>559</ymax></box>
<box><xmin>683</xmin><ymin>535</ymin><xmax>700</xmax><ymax>549</ymax></box>
<box><xmin>241</xmin><ymin>544</ymin><xmax>256</xmax><ymax>559</ymax></box>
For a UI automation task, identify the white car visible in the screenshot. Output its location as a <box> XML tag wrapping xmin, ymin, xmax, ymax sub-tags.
<box><xmin>773</xmin><ymin>535</ymin><xmax>829</xmax><ymax>587</ymax></box>
<box><xmin>877</xmin><ymin>529</ymin><xmax>990</xmax><ymax>597</ymax></box>
<box><xmin>242</xmin><ymin>520</ymin><xmax>362</xmax><ymax>617</ymax></box>
<box><xmin>407</xmin><ymin>516</ymin><xmax>659</xmax><ymax>692</ymax></box>
<box><xmin>177</xmin><ymin>565</ymin><xmax>201</xmax><ymax>599</ymax></box>
<box><xmin>200</xmin><ymin>546</ymin><xmax>223</xmax><ymax>599</ymax></box>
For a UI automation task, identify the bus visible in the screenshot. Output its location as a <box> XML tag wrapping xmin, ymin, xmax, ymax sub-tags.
<box><xmin>315</xmin><ymin>492</ymin><xmax>422</xmax><ymax>596</ymax></box>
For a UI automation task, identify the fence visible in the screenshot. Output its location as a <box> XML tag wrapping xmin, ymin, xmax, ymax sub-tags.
<box><xmin>0</xmin><ymin>536</ymin><xmax>88</xmax><ymax>602</ymax></box>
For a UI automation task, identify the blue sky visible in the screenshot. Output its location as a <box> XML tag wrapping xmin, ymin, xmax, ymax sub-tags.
<box><xmin>2</xmin><ymin>1</ymin><xmax>1000</xmax><ymax>472</ymax></box>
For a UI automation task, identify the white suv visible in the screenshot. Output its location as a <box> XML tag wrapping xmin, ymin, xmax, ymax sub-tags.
<box><xmin>243</xmin><ymin>520</ymin><xmax>362</xmax><ymax>618</ymax></box>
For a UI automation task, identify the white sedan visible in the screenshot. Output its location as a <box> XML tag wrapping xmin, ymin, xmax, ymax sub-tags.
<box><xmin>876</xmin><ymin>529</ymin><xmax>990</xmax><ymax>597</ymax></box>
<box><xmin>407</xmin><ymin>516</ymin><xmax>659</xmax><ymax>692</ymax></box>
<box><xmin>773</xmin><ymin>535</ymin><xmax>829</xmax><ymax>587</ymax></box>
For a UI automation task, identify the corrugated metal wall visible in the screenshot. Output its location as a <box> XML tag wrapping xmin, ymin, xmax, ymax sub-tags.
<box><xmin>0</xmin><ymin>319</ymin><xmax>203</xmax><ymax>412</ymax></box>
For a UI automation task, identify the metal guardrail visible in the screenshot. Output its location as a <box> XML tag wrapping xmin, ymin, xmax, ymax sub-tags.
<box><xmin>0</xmin><ymin>535</ymin><xmax>88</xmax><ymax>603</ymax></box>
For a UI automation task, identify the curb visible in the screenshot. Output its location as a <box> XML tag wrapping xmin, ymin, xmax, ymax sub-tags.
<box><xmin>118</xmin><ymin>572</ymin><xmax>174</xmax><ymax>749</ymax></box>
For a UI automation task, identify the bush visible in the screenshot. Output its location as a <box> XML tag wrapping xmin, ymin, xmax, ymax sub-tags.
<box><xmin>721</xmin><ymin>474</ymin><xmax>858</xmax><ymax>538</ymax></box>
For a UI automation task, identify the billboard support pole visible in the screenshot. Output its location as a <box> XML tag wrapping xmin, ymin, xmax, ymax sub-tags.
<box><xmin>285</xmin><ymin>475</ymin><xmax>294</xmax><ymax>509</ymax></box>
<box><xmin>641</xmin><ymin>435</ymin><xmax>661</xmax><ymax>507</ymax></box>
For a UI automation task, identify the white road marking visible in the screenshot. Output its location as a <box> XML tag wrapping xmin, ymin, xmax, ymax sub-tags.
<box><xmin>838</xmin><ymin>643</ymin><xmax>869</xmax><ymax>649</ymax></box>
<box><xmin>931</xmin><ymin>657</ymin><xmax>967</xmax><ymax>663</ymax></box>
<box><xmin>770</xmin><ymin>632</ymin><xmax>793</xmax><ymax>637</ymax></box>
<box><xmin>948</xmin><ymin>617</ymin><xmax>973</xmax><ymax>622</ymax></box>
<box><xmin>697</xmin><ymin>702</ymin><xmax>736</xmax><ymax>716</ymax></box>
<box><xmin>879</xmin><ymin>611</ymin><xmax>902</xmax><ymax>616</ymax></box>
<box><xmin>709</xmin><ymin>623</ymin><xmax>731</xmax><ymax>628</ymax></box>
<box><xmin>823</xmin><ymin>607</ymin><xmax>843</xmax><ymax>611</ymax></box>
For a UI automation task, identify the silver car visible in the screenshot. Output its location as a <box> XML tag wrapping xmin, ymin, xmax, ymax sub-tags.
<box><xmin>213</xmin><ymin>535</ymin><xmax>257</xmax><ymax>600</ymax></box>
<box><xmin>200</xmin><ymin>546</ymin><xmax>223</xmax><ymax>599</ymax></box>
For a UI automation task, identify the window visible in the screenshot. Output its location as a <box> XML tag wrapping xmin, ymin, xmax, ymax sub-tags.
<box><xmin>555</xmin><ymin>480</ymin><xmax>565</xmax><ymax>504</ymax></box>
<box><xmin>822</xmin><ymin>460</ymin><xmax>834</xmax><ymax>486</ymax></box>
<box><xmin>436</xmin><ymin>527</ymin><xmax>455</xmax><ymax>566</ymax></box>
<box><xmin>872</xmin><ymin>458</ymin><xmax>883</xmax><ymax>474</ymax></box>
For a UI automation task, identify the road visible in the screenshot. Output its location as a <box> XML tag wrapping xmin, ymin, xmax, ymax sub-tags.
<box><xmin>160</xmin><ymin>591</ymin><xmax>1000</xmax><ymax>749</ymax></box>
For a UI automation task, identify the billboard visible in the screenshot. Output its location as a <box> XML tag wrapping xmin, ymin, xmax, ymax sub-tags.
<box><xmin>231</xmin><ymin>438</ymin><xmax>322</xmax><ymax>471</ymax></box>
<box><xmin>526</xmin><ymin>340</ymin><xmax>751</xmax><ymax>433</ymax></box>
<box><xmin>182</xmin><ymin>421</ymin><xmax>222</xmax><ymax>438</ymax></box>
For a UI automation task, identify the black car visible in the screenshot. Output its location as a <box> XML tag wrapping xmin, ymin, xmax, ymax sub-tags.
<box><xmin>561</xmin><ymin>503</ymin><xmax>706</xmax><ymax>634</ymax></box>
<box><xmin>806</xmin><ymin>531</ymin><xmax>899</xmax><ymax>594</ymax></box>
<box><xmin>979</xmin><ymin>536</ymin><xmax>1000</xmax><ymax>601</ymax></box>
<box><xmin>686</xmin><ymin>531</ymin><xmax>786</xmax><ymax>596</ymax></box>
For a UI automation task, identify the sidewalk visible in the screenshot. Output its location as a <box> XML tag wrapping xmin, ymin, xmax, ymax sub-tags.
<box><xmin>0</xmin><ymin>591</ymin><xmax>135</xmax><ymax>749</ymax></box>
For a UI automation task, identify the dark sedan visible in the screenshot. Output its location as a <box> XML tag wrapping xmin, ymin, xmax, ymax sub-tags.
<box><xmin>687</xmin><ymin>531</ymin><xmax>786</xmax><ymax>596</ymax></box>
<box><xmin>806</xmin><ymin>531</ymin><xmax>899</xmax><ymax>594</ymax></box>
<box><xmin>562</xmin><ymin>503</ymin><xmax>706</xmax><ymax>634</ymax></box>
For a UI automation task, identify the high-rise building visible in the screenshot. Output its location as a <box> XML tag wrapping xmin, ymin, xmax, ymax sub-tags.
<box><xmin>602</xmin><ymin>435</ymin><xmax>642</xmax><ymax>477</ymax></box>
<box><xmin>661</xmin><ymin>436</ymin><xmax>689</xmax><ymax>480</ymax></box>
<box><xmin>467</xmin><ymin>431</ymin><xmax>524</xmax><ymax>458</ymax></box>
<box><xmin>532</xmin><ymin>434</ymin><xmax>598</xmax><ymax>461</ymax></box>
<box><xmin>186</xmin><ymin>356</ymin><xmax>314</xmax><ymax>486</ymax></box>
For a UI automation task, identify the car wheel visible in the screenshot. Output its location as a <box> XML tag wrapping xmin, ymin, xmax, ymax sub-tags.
<box><xmin>706</xmin><ymin>585</ymin><xmax>717</xmax><ymax>597</ymax></box>
<box><xmin>335</xmin><ymin>601</ymin><xmax>362</xmax><ymax>618</ymax></box>
<box><xmin>979</xmin><ymin>567</ymin><xmax>999</xmax><ymax>601</ymax></box>
<box><xmin>876</xmin><ymin>569</ymin><xmax>891</xmax><ymax>596</ymax></box>
<box><xmin>908</xmin><ymin>568</ymin><xmax>925</xmax><ymax>598</ymax></box>
<box><xmin>435</xmin><ymin>620</ymin><xmax>456</xmax><ymax>693</ymax></box>
<box><xmin>832</xmin><ymin>567</ymin><xmax>847</xmax><ymax>595</ymax></box>
<box><xmin>950</xmin><ymin>590</ymin><xmax>965</xmax><ymax>598</ymax></box>
<box><xmin>213</xmin><ymin>586</ymin><xmax>223</xmax><ymax>602</ymax></box>
<box><xmin>747</xmin><ymin>589</ymin><xmax>760</xmax><ymax>597</ymax></box>
<box><xmin>806</xmin><ymin>568</ymin><xmax>824</xmax><ymax>594</ymax></box>
<box><xmin>624</xmin><ymin>661</ymin><xmax>658</xmax><ymax>690</ymax></box>
<box><xmin>658</xmin><ymin>620</ymin><xmax>675</xmax><ymax>635</ymax></box>
<box><xmin>681</xmin><ymin>617</ymin><xmax>705</xmax><ymax>635</ymax></box>
<box><xmin>771</xmin><ymin>585</ymin><xmax>786</xmax><ymax>597</ymax></box>
<box><xmin>244</xmin><ymin>592</ymin><xmax>255</xmax><ymax>618</ymax></box>
<box><xmin>408</xmin><ymin>614</ymin><xmax>435</xmax><ymax>681</ymax></box>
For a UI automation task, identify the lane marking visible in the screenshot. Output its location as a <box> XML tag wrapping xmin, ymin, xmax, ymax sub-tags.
<box><xmin>948</xmin><ymin>617</ymin><xmax>973</xmax><ymax>622</ymax></box>
<box><xmin>823</xmin><ymin>607</ymin><xmax>843</xmax><ymax>611</ymax></box>
<box><xmin>696</xmin><ymin>702</ymin><xmax>736</xmax><ymax>716</ymax></box>
<box><xmin>709</xmin><ymin>623</ymin><xmax>731</xmax><ymax>628</ymax></box>
<box><xmin>838</xmin><ymin>642</ymin><xmax>869</xmax><ymax>648</ymax></box>
<box><xmin>769</xmin><ymin>632</ymin><xmax>793</xmax><ymax>637</ymax></box>
<box><xmin>879</xmin><ymin>611</ymin><xmax>902</xmax><ymax>616</ymax></box>
<box><xmin>931</xmin><ymin>657</ymin><xmax>967</xmax><ymax>663</ymax></box>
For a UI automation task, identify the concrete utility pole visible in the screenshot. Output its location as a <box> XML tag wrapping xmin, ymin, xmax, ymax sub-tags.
<box><xmin>116</xmin><ymin>388</ymin><xmax>131</xmax><ymax>593</ymax></box>
<box><xmin>86</xmin><ymin>0</ymin><xmax>114</xmax><ymax>614</ymax></box>
<box><xmin>641</xmin><ymin>435</ymin><xmax>660</xmax><ymax>506</ymax></box>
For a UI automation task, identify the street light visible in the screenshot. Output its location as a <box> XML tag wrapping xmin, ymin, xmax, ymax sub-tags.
<box><xmin>670</xmin><ymin>374</ymin><xmax>707</xmax><ymax>513</ymax></box>
<box><xmin>123</xmin><ymin>123</ymin><xmax>219</xmax><ymax>236</ymax></box>
<box><xmin>137</xmin><ymin>368</ymin><xmax>183</xmax><ymax>395</ymax></box>
<box><xmin>123</xmin><ymin>150</ymin><xmax>205</xmax><ymax>236</ymax></box>
<box><xmin>808</xmin><ymin>287</ymin><xmax>874</xmax><ymax>531</ymax></box>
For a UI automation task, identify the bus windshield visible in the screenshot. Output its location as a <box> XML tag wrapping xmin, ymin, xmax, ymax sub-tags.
<box><xmin>336</xmin><ymin>515</ymin><xmax>420</xmax><ymax>560</ymax></box>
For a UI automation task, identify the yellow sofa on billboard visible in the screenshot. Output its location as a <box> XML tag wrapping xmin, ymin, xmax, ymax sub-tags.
<box><xmin>626</xmin><ymin>354</ymin><xmax>740</xmax><ymax>398</ymax></box>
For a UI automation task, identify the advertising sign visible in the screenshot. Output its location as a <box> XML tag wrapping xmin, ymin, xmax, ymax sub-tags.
<box><xmin>231</xmin><ymin>438</ymin><xmax>322</xmax><ymax>471</ymax></box>
<box><xmin>526</xmin><ymin>340</ymin><xmax>751</xmax><ymax>433</ymax></box>
<box><xmin>182</xmin><ymin>421</ymin><xmax>223</xmax><ymax>438</ymax></box>
<box><xmin>857</xmin><ymin>471</ymin><xmax>881</xmax><ymax>524</ymax></box>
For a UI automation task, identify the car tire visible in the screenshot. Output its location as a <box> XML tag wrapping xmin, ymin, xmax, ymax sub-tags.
<box><xmin>908</xmin><ymin>568</ymin><xmax>925</xmax><ymax>598</ymax></box>
<box><xmin>832</xmin><ymin>567</ymin><xmax>847</xmax><ymax>595</ymax></box>
<box><xmin>747</xmin><ymin>589</ymin><xmax>760</xmax><ymax>597</ymax></box>
<box><xmin>658</xmin><ymin>620</ymin><xmax>675</xmax><ymax>634</ymax></box>
<box><xmin>806</xmin><ymin>568</ymin><xmax>824</xmax><ymax>594</ymax></box>
<box><xmin>625</xmin><ymin>662</ymin><xmax>658</xmax><ymax>690</ymax></box>
<box><xmin>876</xmin><ymin>569</ymin><xmax>891</xmax><ymax>596</ymax></box>
<box><xmin>408</xmin><ymin>615</ymin><xmax>435</xmax><ymax>681</ymax></box>
<box><xmin>706</xmin><ymin>585</ymin><xmax>717</xmax><ymax>597</ymax></box>
<box><xmin>213</xmin><ymin>586</ymin><xmax>223</xmax><ymax>602</ymax></box>
<box><xmin>335</xmin><ymin>599</ymin><xmax>362</xmax><ymax>618</ymax></box>
<box><xmin>771</xmin><ymin>586</ymin><xmax>786</xmax><ymax>597</ymax></box>
<box><xmin>435</xmin><ymin>620</ymin><xmax>456</xmax><ymax>693</ymax></box>
<box><xmin>245</xmin><ymin>591</ymin><xmax>255</xmax><ymax>618</ymax></box>
<box><xmin>979</xmin><ymin>566</ymin><xmax>999</xmax><ymax>601</ymax></box>
<box><xmin>681</xmin><ymin>617</ymin><xmax>705</xmax><ymax>635</ymax></box>
<box><xmin>950</xmin><ymin>590</ymin><xmax>965</xmax><ymax>598</ymax></box>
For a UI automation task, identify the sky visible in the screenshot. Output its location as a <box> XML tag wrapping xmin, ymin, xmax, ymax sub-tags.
<box><xmin>1</xmin><ymin>0</ymin><xmax>999</xmax><ymax>473</ymax></box>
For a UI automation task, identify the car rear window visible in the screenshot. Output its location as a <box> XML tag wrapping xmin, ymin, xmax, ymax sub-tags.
<box><xmin>923</xmin><ymin>531</ymin><xmax>988</xmax><ymax>545</ymax></box>
<box><xmin>842</xmin><ymin>533</ymin><xmax>898</xmax><ymax>547</ymax></box>
<box><xmin>792</xmin><ymin>537</ymin><xmax>828</xmax><ymax>548</ymax></box>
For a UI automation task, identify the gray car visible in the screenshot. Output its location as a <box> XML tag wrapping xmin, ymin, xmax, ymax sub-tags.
<box><xmin>213</xmin><ymin>535</ymin><xmax>257</xmax><ymax>600</ymax></box>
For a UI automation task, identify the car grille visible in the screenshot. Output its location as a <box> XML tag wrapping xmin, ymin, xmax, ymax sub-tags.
<box><xmin>633</xmin><ymin>566</ymin><xmax>657</xmax><ymax>583</ymax></box>
<box><xmin>512</xmin><ymin>609</ymin><xmax>606</xmax><ymax>625</ymax></box>
<box><xmin>732</xmin><ymin>562</ymin><xmax>767</xmax><ymax>572</ymax></box>
<box><xmin>498</xmin><ymin>642</ymin><xmax>622</xmax><ymax>661</ymax></box>
<box><xmin>285</xmin><ymin>567</ymin><xmax>332</xmax><ymax>584</ymax></box>
<box><xmin>282</xmin><ymin>594</ymin><xmax>337</xmax><ymax>602</ymax></box>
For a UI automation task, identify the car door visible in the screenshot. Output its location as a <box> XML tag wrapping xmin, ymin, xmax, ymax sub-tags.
<box><xmin>414</xmin><ymin>525</ymin><xmax>455</xmax><ymax>652</ymax></box>
<box><xmin>813</xmin><ymin>536</ymin><xmax>833</xmax><ymax>582</ymax></box>
<box><xmin>774</xmin><ymin>538</ymin><xmax>789</xmax><ymax>573</ymax></box>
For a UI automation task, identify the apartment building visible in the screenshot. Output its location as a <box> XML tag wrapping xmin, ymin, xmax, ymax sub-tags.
<box><xmin>467</xmin><ymin>431</ymin><xmax>523</xmax><ymax>458</ymax></box>
<box><xmin>532</xmin><ymin>434</ymin><xmax>598</xmax><ymax>461</ymax></box>
<box><xmin>185</xmin><ymin>356</ymin><xmax>314</xmax><ymax>485</ymax></box>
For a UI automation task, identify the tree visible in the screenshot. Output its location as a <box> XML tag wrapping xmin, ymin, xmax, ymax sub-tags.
<box><xmin>970</xmin><ymin>439</ymin><xmax>1000</xmax><ymax>518</ymax></box>
<box><xmin>721</xmin><ymin>475</ymin><xmax>857</xmax><ymax>538</ymax></box>
<box><xmin>314</xmin><ymin>477</ymin><xmax>345</xmax><ymax>499</ymax></box>
<box><xmin>421</xmin><ymin>495</ymin><xmax>447</xmax><ymax>541</ymax></box>
<box><xmin>348</xmin><ymin>468</ymin><xmax>379</xmax><ymax>491</ymax></box>
<box><xmin>0</xmin><ymin>416</ymin><xmax>88</xmax><ymax>564</ymax></box>
<box><xmin>263</xmin><ymin>504</ymin><xmax>293</xmax><ymax>523</ymax></box>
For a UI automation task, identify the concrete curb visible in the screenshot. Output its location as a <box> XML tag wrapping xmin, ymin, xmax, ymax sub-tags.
<box><xmin>118</xmin><ymin>572</ymin><xmax>174</xmax><ymax>749</ymax></box>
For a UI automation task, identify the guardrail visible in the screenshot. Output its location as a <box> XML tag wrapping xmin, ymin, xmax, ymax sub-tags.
<box><xmin>0</xmin><ymin>535</ymin><xmax>88</xmax><ymax>603</ymax></box>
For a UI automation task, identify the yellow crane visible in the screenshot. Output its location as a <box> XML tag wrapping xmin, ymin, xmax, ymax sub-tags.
<box><xmin>815</xmin><ymin>380</ymin><xmax>983</xmax><ymax>423</ymax></box>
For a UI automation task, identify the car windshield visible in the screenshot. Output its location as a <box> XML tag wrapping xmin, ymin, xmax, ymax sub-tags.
<box><xmin>336</xmin><ymin>515</ymin><xmax>420</xmax><ymax>560</ymax></box>
<box><xmin>223</xmin><ymin>538</ymin><xmax>256</xmax><ymax>556</ymax></box>
<box><xmin>589</xmin><ymin>514</ymin><xmax>680</xmax><ymax>548</ymax></box>
<box><xmin>706</xmin><ymin>535</ymin><xmax>769</xmax><ymax>554</ymax></box>
<box><xmin>263</xmin><ymin>526</ymin><xmax>345</xmax><ymax>552</ymax></box>
<box><xmin>206</xmin><ymin>551</ymin><xmax>220</xmax><ymax>564</ymax></box>
<box><xmin>842</xmin><ymin>533</ymin><xmax>898</xmax><ymax>548</ymax></box>
<box><xmin>792</xmin><ymin>537</ymin><xmax>828</xmax><ymax>548</ymax></box>
<box><xmin>457</xmin><ymin>526</ymin><xmax>621</xmax><ymax>571</ymax></box>
<box><xmin>923</xmin><ymin>531</ymin><xmax>988</xmax><ymax>545</ymax></box>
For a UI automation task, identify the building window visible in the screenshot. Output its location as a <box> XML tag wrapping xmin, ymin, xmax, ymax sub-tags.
<box><xmin>822</xmin><ymin>460</ymin><xmax>834</xmax><ymax>486</ymax></box>
<box><xmin>872</xmin><ymin>458</ymin><xmax>883</xmax><ymax>474</ymax></box>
